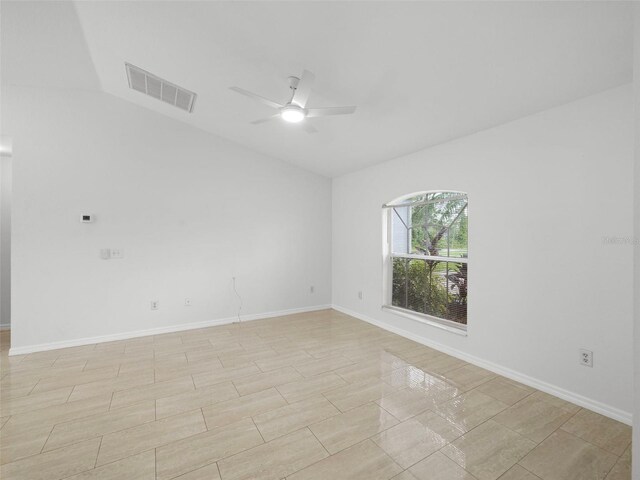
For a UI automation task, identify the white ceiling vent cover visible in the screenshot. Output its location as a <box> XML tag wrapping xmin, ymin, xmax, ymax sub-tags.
<box><xmin>125</xmin><ymin>63</ymin><xmax>196</xmax><ymax>113</ymax></box>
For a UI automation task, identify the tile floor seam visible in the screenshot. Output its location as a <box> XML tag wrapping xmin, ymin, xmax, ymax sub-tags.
<box><xmin>36</xmin><ymin>423</ymin><xmax>57</xmax><ymax>455</ymax></box>
<box><xmin>63</xmin><ymin>386</ymin><xmax>75</xmax><ymax>403</ymax></box>
<box><xmin>438</xmin><ymin>417</ymin><xmax>550</xmax><ymax>478</ymax></box>
<box><xmin>503</xmin><ymin>393</ymin><xmax>538</xmax><ymax>411</ymax></box>
<box><xmin>78</xmin><ymin>360</ymin><xmax>89</xmax><ymax>372</ymax></box>
<box><xmin>482</xmin><ymin>408</ymin><xmax>545</xmax><ymax>443</ymax></box>
<box><xmin>605</xmin><ymin>454</ymin><xmax>632</xmax><ymax>480</ymax></box>
<box><xmin>406</xmin><ymin>398</ymin><xmax>458</xmax><ymax>427</ymax></box>
<box><xmin>1</xmin><ymin>434</ymin><xmax>107</xmax><ymax>472</ymax></box>
<box><xmin>0</xmin><ymin>415</ymin><xmax>11</xmax><ymax>429</ymax></box>
<box><xmin>527</xmin><ymin>404</ymin><xmax>583</xmax><ymax>447</ymax></box>
<box><xmin>371</xmin><ymin>437</ymin><xmax>406</xmax><ymax>476</ymax></box>
<box><xmin>418</xmin><ymin>450</ymin><xmax>481</xmax><ymax>480</ymax></box>
<box><xmin>376</xmin><ymin>428</ymin><xmax>456</xmax><ymax>472</ymax></box>
<box><xmin>170</xmin><ymin>459</ymin><xmax>220</xmax><ymax>480</ymax></box>
<box><xmin>435</xmin><ymin>412</ymin><xmax>512</xmax><ymax>449</ymax></box>
<box><xmin>45</xmin><ymin>452</ymin><xmax>101</xmax><ymax>480</ymax></box>
<box><xmin>558</xmin><ymin>409</ymin><xmax>632</xmax><ymax>455</ymax></box>
<box><xmin>34</xmin><ymin>402</ymin><xmax>193</xmax><ymax>453</ymax></box>
<box><xmin>225</xmin><ymin>380</ymin><xmax>242</xmax><ymax>402</ymax></box>
<box><xmin>93</xmin><ymin>435</ymin><xmax>104</xmax><ymax>468</ymax></box>
<box><xmin>313</xmin><ymin>400</ymin><xmax>406</xmax><ymax>455</ymax></box>
<box><xmin>94</xmin><ymin>425</ymin><xmax>208</xmax><ymax>472</ymax></box>
<box><xmin>319</xmin><ymin>391</ymin><xmax>343</xmax><ymax>412</ymax></box>
<box><xmin>249</xmin><ymin>415</ymin><xmax>268</xmax><ymax>444</ymax></box>
<box><xmin>107</xmin><ymin>390</ymin><xmax>115</xmax><ymax>411</ymax></box>
<box><xmin>307</xmin><ymin>424</ymin><xmax>332</xmax><ymax>457</ymax></box>
<box><xmin>274</xmin><ymin>385</ymin><xmax>292</xmax><ymax>404</ymax></box>
<box><xmin>506</xmin><ymin>386</ymin><xmax>537</xmax><ymax>405</ymax></box>
<box><xmin>371</xmin><ymin>428</ymin><xmax>445</xmax><ymax>472</ymax></box>
<box><xmin>375</xmin><ymin>398</ymin><xmax>409</xmax><ymax>424</ymax></box>
<box><xmin>198</xmin><ymin>407</ymin><xmax>210</xmax><ymax>432</ymax></box>
<box><xmin>48</xmin><ymin>440</ymin><xmax>149</xmax><ymax>480</ymax></box>
<box><xmin>297</xmin><ymin>377</ymin><xmax>359</xmax><ymax>404</ymax></box>
<box><xmin>257</xmin><ymin>427</ymin><xmax>339</xmax><ymax>479</ymax></box>
<box><xmin>513</xmin><ymin>461</ymin><xmax>544</xmax><ymax>480</ymax></box>
<box><xmin>556</xmin><ymin>425</ymin><xmax>625</xmax><ymax>460</ymax></box>
<box><xmin>200</xmin><ymin>406</ymin><xmax>212</xmax><ymax>430</ymax></box>
<box><xmin>26</xmin><ymin>378</ymin><xmax>41</xmax><ymax>396</ymax></box>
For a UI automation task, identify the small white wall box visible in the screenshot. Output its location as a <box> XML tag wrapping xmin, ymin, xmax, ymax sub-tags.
<box><xmin>80</xmin><ymin>214</ymin><xmax>94</xmax><ymax>223</ymax></box>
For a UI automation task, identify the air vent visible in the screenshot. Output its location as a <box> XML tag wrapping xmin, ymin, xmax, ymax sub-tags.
<box><xmin>125</xmin><ymin>63</ymin><xmax>196</xmax><ymax>113</ymax></box>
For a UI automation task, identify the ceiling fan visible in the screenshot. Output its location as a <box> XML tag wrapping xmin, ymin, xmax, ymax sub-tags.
<box><xmin>230</xmin><ymin>70</ymin><xmax>356</xmax><ymax>133</ymax></box>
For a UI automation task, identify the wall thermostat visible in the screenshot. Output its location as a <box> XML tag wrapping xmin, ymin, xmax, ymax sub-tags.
<box><xmin>80</xmin><ymin>214</ymin><xmax>94</xmax><ymax>223</ymax></box>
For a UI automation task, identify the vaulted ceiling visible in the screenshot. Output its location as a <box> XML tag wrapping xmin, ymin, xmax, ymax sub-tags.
<box><xmin>1</xmin><ymin>1</ymin><xmax>633</xmax><ymax>176</ymax></box>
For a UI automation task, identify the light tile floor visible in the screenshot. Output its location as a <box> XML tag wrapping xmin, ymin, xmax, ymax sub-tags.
<box><xmin>0</xmin><ymin>310</ymin><xmax>632</xmax><ymax>480</ymax></box>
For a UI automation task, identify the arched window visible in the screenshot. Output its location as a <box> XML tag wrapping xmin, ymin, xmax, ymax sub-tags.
<box><xmin>383</xmin><ymin>191</ymin><xmax>468</xmax><ymax>332</ymax></box>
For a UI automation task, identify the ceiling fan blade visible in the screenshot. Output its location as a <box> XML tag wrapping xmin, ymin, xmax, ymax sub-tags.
<box><xmin>291</xmin><ymin>70</ymin><xmax>315</xmax><ymax>108</ymax></box>
<box><xmin>229</xmin><ymin>87</ymin><xmax>283</xmax><ymax>110</ymax></box>
<box><xmin>302</xmin><ymin>122</ymin><xmax>318</xmax><ymax>134</ymax></box>
<box><xmin>251</xmin><ymin>115</ymin><xmax>279</xmax><ymax>125</ymax></box>
<box><xmin>306</xmin><ymin>106</ymin><xmax>357</xmax><ymax>117</ymax></box>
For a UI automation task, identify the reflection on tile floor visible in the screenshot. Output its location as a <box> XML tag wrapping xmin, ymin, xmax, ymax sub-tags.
<box><xmin>0</xmin><ymin>310</ymin><xmax>632</xmax><ymax>479</ymax></box>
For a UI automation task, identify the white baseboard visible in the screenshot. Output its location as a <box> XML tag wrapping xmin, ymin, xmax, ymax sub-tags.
<box><xmin>332</xmin><ymin>304</ymin><xmax>632</xmax><ymax>426</ymax></box>
<box><xmin>8</xmin><ymin>305</ymin><xmax>331</xmax><ymax>356</ymax></box>
<box><xmin>0</xmin><ymin>323</ymin><xmax>10</xmax><ymax>331</ymax></box>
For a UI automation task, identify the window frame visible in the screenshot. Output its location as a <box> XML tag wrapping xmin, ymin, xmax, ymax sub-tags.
<box><xmin>382</xmin><ymin>191</ymin><xmax>468</xmax><ymax>335</ymax></box>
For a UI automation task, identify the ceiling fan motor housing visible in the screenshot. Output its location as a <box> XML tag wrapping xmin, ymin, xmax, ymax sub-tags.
<box><xmin>288</xmin><ymin>76</ymin><xmax>300</xmax><ymax>90</ymax></box>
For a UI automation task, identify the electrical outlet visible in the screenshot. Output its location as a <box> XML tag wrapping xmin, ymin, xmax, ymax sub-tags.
<box><xmin>150</xmin><ymin>300</ymin><xmax>159</xmax><ymax>310</ymax></box>
<box><xmin>579</xmin><ymin>349</ymin><xmax>593</xmax><ymax>367</ymax></box>
<box><xmin>358</xmin><ymin>291</ymin><xmax>363</xmax><ymax>300</ymax></box>
<box><xmin>310</xmin><ymin>286</ymin><xmax>315</xmax><ymax>294</ymax></box>
<box><xmin>184</xmin><ymin>298</ymin><xmax>192</xmax><ymax>306</ymax></box>
<box><xmin>110</xmin><ymin>248</ymin><xmax>124</xmax><ymax>259</ymax></box>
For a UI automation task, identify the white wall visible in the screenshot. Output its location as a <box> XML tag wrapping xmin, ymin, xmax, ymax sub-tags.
<box><xmin>332</xmin><ymin>85</ymin><xmax>635</xmax><ymax>422</ymax></box>
<box><xmin>2</xmin><ymin>85</ymin><xmax>332</xmax><ymax>353</ymax></box>
<box><xmin>0</xmin><ymin>154</ymin><xmax>11</xmax><ymax>328</ymax></box>
<box><xmin>632</xmin><ymin>3</ymin><xmax>639</xmax><ymax>476</ymax></box>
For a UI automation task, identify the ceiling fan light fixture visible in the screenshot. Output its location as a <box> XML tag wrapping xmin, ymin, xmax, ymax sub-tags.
<box><xmin>280</xmin><ymin>105</ymin><xmax>305</xmax><ymax>123</ymax></box>
<box><xmin>230</xmin><ymin>70</ymin><xmax>356</xmax><ymax>133</ymax></box>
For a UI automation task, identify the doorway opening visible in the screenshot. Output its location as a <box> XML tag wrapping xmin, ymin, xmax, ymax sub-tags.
<box><xmin>1</xmin><ymin>135</ymin><xmax>13</xmax><ymax>351</ymax></box>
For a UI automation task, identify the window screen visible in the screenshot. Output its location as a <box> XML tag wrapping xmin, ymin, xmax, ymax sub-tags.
<box><xmin>385</xmin><ymin>192</ymin><xmax>468</xmax><ymax>327</ymax></box>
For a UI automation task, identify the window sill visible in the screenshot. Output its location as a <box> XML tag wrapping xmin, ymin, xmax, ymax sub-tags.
<box><xmin>381</xmin><ymin>305</ymin><xmax>468</xmax><ymax>336</ymax></box>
